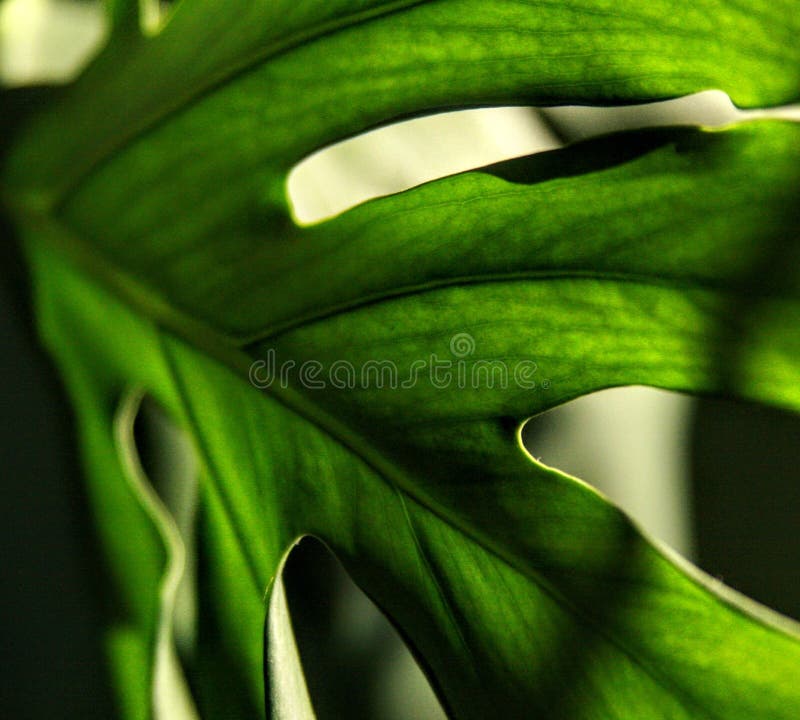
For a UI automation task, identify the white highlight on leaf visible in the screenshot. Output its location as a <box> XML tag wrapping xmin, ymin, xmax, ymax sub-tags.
<box><xmin>521</xmin><ymin>386</ymin><xmax>694</xmax><ymax>558</ymax></box>
<box><xmin>280</xmin><ymin>537</ymin><xmax>448</xmax><ymax>720</ymax></box>
<box><xmin>267</xmin><ymin>546</ymin><xmax>317</xmax><ymax>720</ymax></box>
<box><xmin>114</xmin><ymin>390</ymin><xmax>200</xmax><ymax>720</ymax></box>
<box><xmin>540</xmin><ymin>89</ymin><xmax>800</xmax><ymax>142</ymax></box>
<box><xmin>140</xmin><ymin>0</ymin><xmax>175</xmax><ymax>37</ymax></box>
<box><xmin>288</xmin><ymin>106</ymin><xmax>561</xmax><ymax>225</ymax></box>
<box><xmin>0</xmin><ymin>0</ymin><xmax>106</xmax><ymax>86</ymax></box>
<box><xmin>137</xmin><ymin>397</ymin><xmax>200</xmax><ymax>659</ymax></box>
<box><xmin>517</xmin><ymin>389</ymin><xmax>800</xmax><ymax>641</ymax></box>
<box><xmin>288</xmin><ymin>91</ymin><xmax>800</xmax><ymax>226</ymax></box>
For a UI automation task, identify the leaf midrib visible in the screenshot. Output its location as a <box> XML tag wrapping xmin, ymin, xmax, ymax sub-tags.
<box><xmin>38</xmin><ymin>188</ymin><xmax>799</xmax><ymax>351</ymax></box>
<box><xmin>240</xmin><ymin>268</ymin><xmax>773</xmax><ymax>348</ymax></box>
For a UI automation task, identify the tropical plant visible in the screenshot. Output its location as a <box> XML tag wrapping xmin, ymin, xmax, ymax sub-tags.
<box><xmin>2</xmin><ymin>1</ymin><xmax>800</xmax><ymax>718</ymax></box>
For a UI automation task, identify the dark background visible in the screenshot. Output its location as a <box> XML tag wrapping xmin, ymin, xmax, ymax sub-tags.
<box><xmin>0</xmin><ymin>211</ymin><xmax>115</xmax><ymax>718</ymax></box>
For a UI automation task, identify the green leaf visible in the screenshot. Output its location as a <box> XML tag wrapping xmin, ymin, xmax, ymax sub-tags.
<box><xmin>3</xmin><ymin>1</ymin><xmax>800</xmax><ymax>718</ymax></box>
<box><xmin>6</xmin><ymin>0</ymin><xmax>800</xmax><ymax>202</ymax></box>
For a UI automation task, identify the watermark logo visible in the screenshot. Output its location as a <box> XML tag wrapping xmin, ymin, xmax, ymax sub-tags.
<box><xmin>449</xmin><ymin>332</ymin><xmax>476</xmax><ymax>358</ymax></box>
<box><xmin>249</xmin><ymin>333</ymin><xmax>550</xmax><ymax>391</ymax></box>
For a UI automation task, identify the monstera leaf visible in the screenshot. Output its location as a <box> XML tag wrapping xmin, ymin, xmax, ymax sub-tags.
<box><xmin>3</xmin><ymin>1</ymin><xmax>800</xmax><ymax>718</ymax></box>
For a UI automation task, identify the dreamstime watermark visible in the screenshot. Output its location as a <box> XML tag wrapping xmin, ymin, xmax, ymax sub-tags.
<box><xmin>249</xmin><ymin>333</ymin><xmax>551</xmax><ymax>392</ymax></box>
